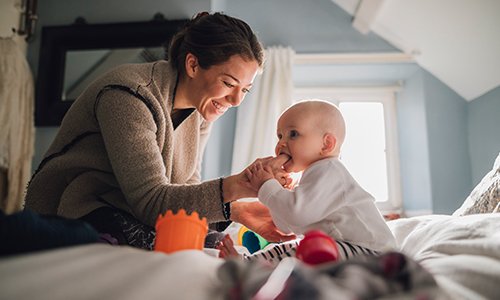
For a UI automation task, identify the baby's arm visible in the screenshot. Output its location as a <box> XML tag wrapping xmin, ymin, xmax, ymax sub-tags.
<box><xmin>239</xmin><ymin>163</ymin><xmax>274</xmax><ymax>191</ymax></box>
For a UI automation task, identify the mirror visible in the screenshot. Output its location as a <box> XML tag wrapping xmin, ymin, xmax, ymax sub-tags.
<box><xmin>62</xmin><ymin>47</ymin><xmax>164</xmax><ymax>101</ymax></box>
<box><xmin>35</xmin><ymin>16</ymin><xmax>188</xmax><ymax>126</ymax></box>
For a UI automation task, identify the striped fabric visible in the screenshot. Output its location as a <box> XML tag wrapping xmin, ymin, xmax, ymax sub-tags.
<box><xmin>242</xmin><ymin>240</ymin><xmax>379</xmax><ymax>265</ymax></box>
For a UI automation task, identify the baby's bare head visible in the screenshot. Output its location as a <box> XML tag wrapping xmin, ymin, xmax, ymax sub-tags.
<box><xmin>285</xmin><ymin>100</ymin><xmax>346</xmax><ymax>154</ymax></box>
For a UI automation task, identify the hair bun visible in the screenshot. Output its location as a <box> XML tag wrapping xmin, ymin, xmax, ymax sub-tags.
<box><xmin>183</xmin><ymin>11</ymin><xmax>209</xmax><ymax>30</ymax></box>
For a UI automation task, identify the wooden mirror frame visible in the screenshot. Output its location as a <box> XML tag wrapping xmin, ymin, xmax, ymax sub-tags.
<box><xmin>35</xmin><ymin>16</ymin><xmax>188</xmax><ymax>126</ymax></box>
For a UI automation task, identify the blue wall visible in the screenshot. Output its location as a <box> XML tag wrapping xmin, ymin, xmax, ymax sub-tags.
<box><xmin>27</xmin><ymin>0</ymin><xmax>498</xmax><ymax>215</ymax></box>
<box><xmin>223</xmin><ymin>0</ymin><xmax>397</xmax><ymax>53</ymax></box>
<box><xmin>395</xmin><ymin>70</ymin><xmax>433</xmax><ymax>212</ymax></box>
<box><xmin>422</xmin><ymin>70</ymin><xmax>472</xmax><ymax>213</ymax></box>
<box><xmin>468</xmin><ymin>86</ymin><xmax>500</xmax><ymax>185</ymax></box>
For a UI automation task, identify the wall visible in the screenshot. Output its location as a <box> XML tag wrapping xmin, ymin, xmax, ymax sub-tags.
<box><xmin>395</xmin><ymin>70</ymin><xmax>433</xmax><ymax>214</ymax></box>
<box><xmin>222</xmin><ymin>0</ymin><xmax>397</xmax><ymax>53</ymax></box>
<box><xmin>395</xmin><ymin>69</ymin><xmax>474</xmax><ymax>214</ymax></box>
<box><xmin>28</xmin><ymin>0</ymin><xmax>399</xmax><ymax>181</ymax></box>
<box><xmin>468</xmin><ymin>86</ymin><xmax>500</xmax><ymax>185</ymax></box>
<box><xmin>22</xmin><ymin>0</ymin><xmax>492</xmax><ymax>214</ymax></box>
<box><xmin>422</xmin><ymin>70</ymin><xmax>472</xmax><ymax>214</ymax></box>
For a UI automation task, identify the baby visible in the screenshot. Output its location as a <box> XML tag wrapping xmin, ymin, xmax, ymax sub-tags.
<box><xmin>218</xmin><ymin>100</ymin><xmax>396</xmax><ymax>263</ymax></box>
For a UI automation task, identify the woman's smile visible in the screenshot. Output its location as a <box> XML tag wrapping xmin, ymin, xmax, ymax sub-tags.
<box><xmin>213</xmin><ymin>100</ymin><xmax>229</xmax><ymax>114</ymax></box>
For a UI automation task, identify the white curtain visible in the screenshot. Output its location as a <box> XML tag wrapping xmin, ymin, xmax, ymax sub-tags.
<box><xmin>231</xmin><ymin>46</ymin><xmax>295</xmax><ymax>175</ymax></box>
<box><xmin>0</xmin><ymin>38</ymin><xmax>35</xmax><ymax>214</ymax></box>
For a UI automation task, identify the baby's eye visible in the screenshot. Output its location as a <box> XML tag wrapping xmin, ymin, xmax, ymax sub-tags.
<box><xmin>277</xmin><ymin>134</ymin><xmax>282</xmax><ymax>140</ymax></box>
<box><xmin>290</xmin><ymin>131</ymin><xmax>298</xmax><ymax>138</ymax></box>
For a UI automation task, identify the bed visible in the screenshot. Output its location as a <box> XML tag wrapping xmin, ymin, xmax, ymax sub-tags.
<box><xmin>1</xmin><ymin>153</ymin><xmax>499</xmax><ymax>300</ymax></box>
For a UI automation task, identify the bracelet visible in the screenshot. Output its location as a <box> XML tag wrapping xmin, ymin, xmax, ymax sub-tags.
<box><xmin>220</xmin><ymin>177</ymin><xmax>231</xmax><ymax>220</ymax></box>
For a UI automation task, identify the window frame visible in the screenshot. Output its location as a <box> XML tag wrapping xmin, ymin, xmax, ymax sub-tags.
<box><xmin>293</xmin><ymin>86</ymin><xmax>402</xmax><ymax>213</ymax></box>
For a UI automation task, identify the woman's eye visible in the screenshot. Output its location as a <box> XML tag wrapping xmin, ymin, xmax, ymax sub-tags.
<box><xmin>224</xmin><ymin>81</ymin><xmax>234</xmax><ymax>88</ymax></box>
<box><xmin>242</xmin><ymin>88</ymin><xmax>250</xmax><ymax>93</ymax></box>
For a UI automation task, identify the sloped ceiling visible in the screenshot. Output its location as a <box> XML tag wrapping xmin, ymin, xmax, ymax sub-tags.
<box><xmin>332</xmin><ymin>0</ymin><xmax>500</xmax><ymax>101</ymax></box>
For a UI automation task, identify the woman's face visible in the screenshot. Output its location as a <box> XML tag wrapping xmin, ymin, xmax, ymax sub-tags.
<box><xmin>188</xmin><ymin>54</ymin><xmax>259</xmax><ymax>122</ymax></box>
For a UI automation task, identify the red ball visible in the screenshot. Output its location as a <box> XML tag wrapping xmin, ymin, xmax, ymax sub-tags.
<box><xmin>296</xmin><ymin>229</ymin><xmax>338</xmax><ymax>265</ymax></box>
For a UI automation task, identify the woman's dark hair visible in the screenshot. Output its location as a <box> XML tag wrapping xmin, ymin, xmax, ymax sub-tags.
<box><xmin>166</xmin><ymin>12</ymin><xmax>264</xmax><ymax>74</ymax></box>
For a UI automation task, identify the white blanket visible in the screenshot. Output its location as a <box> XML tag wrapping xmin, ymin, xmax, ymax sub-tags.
<box><xmin>388</xmin><ymin>213</ymin><xmax>500</xmax><ymax>300</ymax></box>
<box><xmin>1</xmin><ymin>213</ymin><xmax>499</xmax><ymax>300</ymax></box>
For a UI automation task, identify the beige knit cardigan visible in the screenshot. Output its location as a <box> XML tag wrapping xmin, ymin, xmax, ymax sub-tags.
<box><xmin>25</xmin><ymin>61</ymin><xmax>226</xmax><ymax>227</ymax></box>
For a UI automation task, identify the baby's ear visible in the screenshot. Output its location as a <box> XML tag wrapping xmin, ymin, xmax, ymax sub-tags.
<box><xmin>321</xmin><ymin>133</ymin><xmax>337</xmax><ymax>155</ymax></box>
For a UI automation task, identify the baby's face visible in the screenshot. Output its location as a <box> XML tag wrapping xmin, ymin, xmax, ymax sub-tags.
<box><xmin>275</xmin><ymin>107</ymin><xmax>325</xmax><ymax>173</ymax></box>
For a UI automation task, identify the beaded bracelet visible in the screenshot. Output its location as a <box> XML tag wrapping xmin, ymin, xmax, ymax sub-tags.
<box><xmin>220</xmin><ymin>177</ymin><xmax>231</xmax><ymax>220</ymax></box>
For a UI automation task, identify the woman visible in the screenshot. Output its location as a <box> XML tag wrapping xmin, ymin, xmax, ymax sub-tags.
<box><xmin>24</xmin><ymin>12</ymin><xmax>293</xmax><ymax>249</ymax></box>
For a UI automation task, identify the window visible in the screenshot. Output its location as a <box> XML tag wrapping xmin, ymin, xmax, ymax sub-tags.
<box><xmin>293</xmin><ymin>87</ymin><xmax>402</xmax><ymax>212</ymax></box>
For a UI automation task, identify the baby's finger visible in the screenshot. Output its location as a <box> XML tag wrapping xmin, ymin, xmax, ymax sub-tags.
<box><xmin>244</xmin><ymin>168</ymin><xmax>253</xmax><ymax>177</ymax></box>
<box><xmin>223</xmin><ymin>234</ymin><xmax>234</xmax><ymax>246</ymax></box>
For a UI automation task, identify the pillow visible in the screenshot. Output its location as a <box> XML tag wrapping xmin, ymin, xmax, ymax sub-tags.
<box><xmin>453</xmin><ymin>152</ymin><xmax>500</xmax><ymax>216</ymax></box>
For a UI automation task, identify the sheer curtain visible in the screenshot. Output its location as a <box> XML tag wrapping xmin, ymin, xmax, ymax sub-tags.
<box><xmin>231</xmin><ymin>46</ymin><xmax>295</xmax><ymax>176</ymax></box>
<box><xmin>0</xmin><ymin>38</ymin><xmax>35</xmax><ymax>213</ymax></box>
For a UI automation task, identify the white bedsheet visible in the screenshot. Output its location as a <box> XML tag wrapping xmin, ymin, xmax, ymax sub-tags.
<box><xmin>388</xmin><ymin>213</ymin><xmax>500</xmax><ymax>300</ymax></box>
<box><xmin>0</xmin><ymin>245</ymin><xmax>224</xmax><ymax>300</ymax></box>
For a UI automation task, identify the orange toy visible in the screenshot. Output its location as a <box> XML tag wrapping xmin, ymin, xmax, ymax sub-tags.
<box><xmin>154</xmin><ymin>209</ymin><xmax>208</xmax><ymax>254</ymax></box>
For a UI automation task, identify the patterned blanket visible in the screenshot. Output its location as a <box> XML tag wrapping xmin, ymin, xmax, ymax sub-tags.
<box><xmin>217</xmin><ymin>251</ymin><xmax>446</xmax><ymax>300</ymax></box>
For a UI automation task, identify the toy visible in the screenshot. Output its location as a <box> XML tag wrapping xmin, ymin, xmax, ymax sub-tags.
<box><xmin>238</xmin><ymin>225</ymin><xmax>270</xmax><ymax>254</ymax></box>
<box><xmin>154</xmin><ymin>209</ymin><xmax>208</xmax><ymax>254</ymax></box>
<box><xmin>296</xmin><ymin>229</ymin><xmax>338</xmax><ymax>265</ymax></box>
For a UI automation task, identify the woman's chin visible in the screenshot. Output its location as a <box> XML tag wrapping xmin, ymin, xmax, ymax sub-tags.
<box><xmin>203</xmin><ymin>113</ymin><xmax>221</xmax><ymax>122</ymax></box>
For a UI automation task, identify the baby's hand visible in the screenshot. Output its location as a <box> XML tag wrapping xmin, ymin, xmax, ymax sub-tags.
<box><xmin>217</xmin><ymin>235</ymin><xmax>239</xmax><ymax>259</ymax></box>
<box><xmin>238</xmin><ymin>163</ymin><xmax>274</xmax><ymax>191</ymax></box>
<box><xmin>246</xmin><ymin>154</ymin><xmax>291</xmax><ymax>187</ymax></box>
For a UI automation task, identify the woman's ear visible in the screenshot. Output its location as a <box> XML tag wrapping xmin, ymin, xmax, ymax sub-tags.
<box><xmin>185</xmin><ymin>53</ymin><xmax>198</xmax><ymax>79</ymax></box>
<box><xmin>321</xmin><ymin>133</ymin><xmax>337</xmax><ymax>155</ymax></box>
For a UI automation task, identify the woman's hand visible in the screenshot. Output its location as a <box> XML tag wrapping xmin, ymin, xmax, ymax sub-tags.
<box><xmin>230</xmin><ymin>201</ymin><xmax>296</xmax><ymax>243</ymax></box>
<box><xmin>247</xmin><ymin>154</ymin><xmax>291</xmax><ymax>187</ymax></box>
<box><xmin>222</xmin><ymin>154</ymin><xmax>292</xmax><ymax>202</ymax></box>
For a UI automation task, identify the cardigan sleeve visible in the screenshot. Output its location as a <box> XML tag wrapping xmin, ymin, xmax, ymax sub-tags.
<box><xmin>95</xmin><ymin>89</ymin><xmax>225</xmax><ymax>227</ymax></box>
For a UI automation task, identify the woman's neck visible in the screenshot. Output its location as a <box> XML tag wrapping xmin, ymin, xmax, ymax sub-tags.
<box><xmin>172</xmin><ymin>74</ymin><xmax>192</xmax><ymax>111</ymax></box>
<box><xmin>171</xmin><ymin>74</ymin><xmax>195</xmax><ymax>129</ymax></box>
